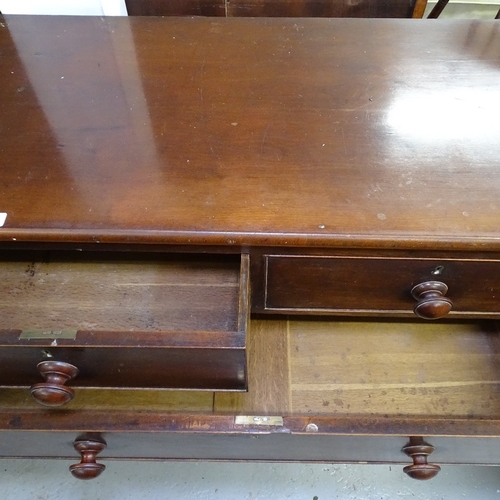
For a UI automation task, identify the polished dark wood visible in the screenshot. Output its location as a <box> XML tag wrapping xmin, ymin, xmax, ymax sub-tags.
<box><xmin>70</xmin><ymin>436</ymin><xmax>107</xmax><ymax>480</ymax></box>
<box><xmin>402</xmin><ymin>437</ymin><xmax>441</xmax><ymax>480</ymax></box>
<box><xmin>126</xmin><ymin>0</ymin><xmax>420</xmax><ymax>18</ymax></box>
<box><xmin>227</xmin><ymin>0</ymin><xmax>417</xmax><ymax>17</ymax></box>
<box><xmin>2</xmin><ymin>15</ymin><xmax>500</xmax><ymax>475</ymax></box>
<box><xmin>126</xmin><ymin>0</ymin><xmax>225</xmax><ymax>16</ymax></box>
<box><xmin>411</xmin><ymin>281</ymin><xmax>452</xmax><ymax>320</ymax></box>
<box><xmin>1</xmin><ymin>16</ymin><xmax>500</xmax><ymax>251</ymax></box>
<box><xmin>258</xmin><ymin>254</ymin><xmax>500</xmax><ymax>317</ymax></box>
<box><xmin>30</xmin><ymin>361</ymin><xmax>79</xmax><ymax>407</ymax></box>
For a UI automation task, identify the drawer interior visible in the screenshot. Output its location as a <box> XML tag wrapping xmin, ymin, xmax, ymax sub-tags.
<box><xmin>216</xmin><ymin>318</ymin><xmax>500</xmax><ymax>419</ymax></box>
<box><xmin>0</xmin><ymin>251</ymin><xmax>248</xmax><ymax>391</ymax></box>
<box><xmin>1</xmin><ymin>318</ymin><xmax>499</xmax><ymax>421</ymax></box>
<box><xmin>284</xmin><ymin>319</ymin><xmax>500</xmax><ymax>417</ymax></box>
<box><xmin>0</xmin><ymin>250</ymin><xmax>242</xmax><ymax>333</ymax></box>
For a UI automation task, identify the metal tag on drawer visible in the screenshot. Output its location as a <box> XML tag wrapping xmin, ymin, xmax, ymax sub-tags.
<box><xmin>235</xmin><ymin>416</ymin><xmax>284</xmax><ymax>426</ymax></box>
<box><xmin>19</xmin><ymin>329</ymin><xmax>78</xmax><ymax>340</ymax></box>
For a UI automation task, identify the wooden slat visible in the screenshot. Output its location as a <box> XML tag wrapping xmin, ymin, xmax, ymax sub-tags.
<box><xmin>412</xmin><ymin>0</ymin><xmax>428</xmax><ymax>18</ymax></box>
<box><xmin>0</xmin><ymin>253</ymin><xmax>240</xmax><ymax>333</ymax></box>
<box><xmin>0</xmin><ymin>388</ymin><xmax>214</xmax><ymax>412</ymax></box>
<box><xmin>215</xmin><ymin>319</ymin><xmax>291</xmax><ymax>414</ymax></box>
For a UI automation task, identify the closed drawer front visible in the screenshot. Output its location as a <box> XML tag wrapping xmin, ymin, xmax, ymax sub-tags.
<box><xmin>2</xmin><ymin>429</ymin><xmax>500</xmax><ymax>466</ymax></box>
<box><xmin>0</xmin><ymin>251</ymin><xmax>249</xmax><ymax>396</ymax></box>
<box><xmin>264</xmin><ymin>255</ymin><xmax>500</xmax><ymax>318</ymax></box>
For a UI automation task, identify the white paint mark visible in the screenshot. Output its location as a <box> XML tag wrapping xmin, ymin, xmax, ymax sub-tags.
<box><xmin>0</xmin><ymin>212</ymin><xmax>6</xmax><ymax>227</ymax></box>
<box><xmin>377</xmin><ymin>213</ymin><xmax>387</xmax><ymax>221</ymax></box>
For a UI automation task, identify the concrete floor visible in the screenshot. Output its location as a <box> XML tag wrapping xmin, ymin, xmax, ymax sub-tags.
<box><xmin>2</xmin><ymin>460</ymin><xmax>500</xmax><ymax>499</ymax></box>
<box><xmin>2</xmin><ymin>0</ymin><xmax>500</xmax><ymax>498</ymax></box>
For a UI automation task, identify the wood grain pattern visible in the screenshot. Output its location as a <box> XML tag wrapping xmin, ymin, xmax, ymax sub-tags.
<box><xmin>288</xmin><ymin>320</ymin><xmax>500</xmax><ymax>417</ymax></box>
<box><xmin>0</xmin><ymin>252</ymin><xmax>240</xmax><ymax>332</ymax></box>
<box><xmin>0</xmin><ymin>388</ymin><xmax>214</xmax><ymax>412</ymax></box>
<box><xmin>1</xmin><ymin>17</ymin><xmax>500</xmax><ymax>251</ymax></box>
<box><xmin>215</xmin><ymin>319</ymin><xmax>291</xmax><ymax>414</ymax></box>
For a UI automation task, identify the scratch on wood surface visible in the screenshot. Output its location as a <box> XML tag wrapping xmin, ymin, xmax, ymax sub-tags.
<box><xmin>260</xmin><ymin>124</ymin><xmax>270</xmax><ymax>155</ymax></box>
<box><xmin>199</xmin><ymin>56</ymin><xmax>206</xmax><ymax>103</ymax></box>
<box><xmin>341</xmin><ymin>126</ymin><xmax>347</xmax><ymax>154</ymax></box>
<box><xmin>114</xmin><ymin>283</ymin><xmax>236</xmax><ymax>287</ymax></box>
<box><xmin>294</xmin><ymin>380</ymin><xmax>500</xmax><ymax>391</ymax></box>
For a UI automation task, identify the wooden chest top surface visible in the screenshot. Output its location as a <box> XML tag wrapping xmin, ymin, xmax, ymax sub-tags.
<box><xmin>1</xmin><ymin>16</ymin><xmax>499</xmax><ymax>250</ymax></box>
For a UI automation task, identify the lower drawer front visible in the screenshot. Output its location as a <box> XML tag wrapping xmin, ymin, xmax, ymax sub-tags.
<box><xmin>264</xmin><ymin>255</ymin><xmax>500</xmax><ymax>317</ymax></box>
<box><xmin>0</xmin><ymin>251</ymin><xmax>249</xmax><ymax>394</ymax></box>
<box><xmin>1</xmin><ymin>430</ymin><xmax>499</xmax><ymax>466</ymax></box>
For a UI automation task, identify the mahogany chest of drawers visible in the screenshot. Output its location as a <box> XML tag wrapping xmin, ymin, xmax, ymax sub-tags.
<box><xmin>1</xmin><ymin>15</ymin><xmax>500</xmax><ymax>481</ymax></box>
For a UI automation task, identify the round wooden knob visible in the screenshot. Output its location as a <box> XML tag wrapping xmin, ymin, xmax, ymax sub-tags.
<box><xmin>70</xmin><ymin>437</ymin><xmax>107</xmax><ymax>480</ymax></box>
<box><xmin>411</xmin><ymin>281</ymin><xmax>452</xmax><ymax>320</ymax></box>
<box><xmin>30</xmin><ymin>361</ymin><xmax>79</xmax><ymax>407</ymax></box>
<box><xmin>403</xmin><ymin>440</ymin><xmax>441</xmax><ymax>480</ymax></box>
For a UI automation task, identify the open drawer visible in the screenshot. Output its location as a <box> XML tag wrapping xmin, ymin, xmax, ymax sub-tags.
<box><xmin>0</xmin><ymin>250</ymin><xmax>249</xmax><ymax>405</ymax></box>
<box><xmin>1</xmin><ymin>318</ymin><xmax>500</xmax><ymax>480</ymax></box>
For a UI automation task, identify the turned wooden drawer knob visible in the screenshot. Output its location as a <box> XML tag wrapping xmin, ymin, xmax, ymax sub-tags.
<box><xmin>403</xmin><ymin>439</ymin><xmax>441</xmax><ymax>480</ymax></box>
<box><xmin>70</xmin><ymin>437</ymin><xmax>107</xmax><ymax>480</ymax></box>
<box><xmin>30</xmin><ymin>361</ymin><xmax>79</xmax><ymax>407</ymax></box>
<box><xmin>411</xmin><ymin>281</ymin><xmax>452</xmax><ymax>320</ymax></box>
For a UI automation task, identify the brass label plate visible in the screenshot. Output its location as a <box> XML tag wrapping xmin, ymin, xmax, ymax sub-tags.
<box><xmin>234</xmin><ymin>416</ymin><xmax>284</xmax><ymax>426</ymax></box>
<box><xmin>19</xmin><ymin>329</ymin><xmax>78</xmax><ymax>340</ymax></box>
